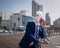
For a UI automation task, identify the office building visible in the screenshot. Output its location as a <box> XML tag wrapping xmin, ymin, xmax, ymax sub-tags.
<box><xmin>10</xmin><ymin>12</ymin><xmax>33</xmax><ymax>30</ymax></box>
<box><xmin>0</xmin><ymin>10</ymin><xmax>13</xmax><ymax>20</ymax></box>
<box><xmin>32</xmin><ymin>0</ymin><xmax>43</xmax><ymax>17</ymax></box>
<box><xmin>45</xmin><ymin>13</ymin><xmax>51</xmax><ymax>25</ymax></box>
<box><xmin>0</xmin><ymin>10</ymin><xmax>13</xmax><ymax>29</ymax></box>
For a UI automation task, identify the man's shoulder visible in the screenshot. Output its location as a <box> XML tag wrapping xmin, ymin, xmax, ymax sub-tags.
<box><xmin>27</xmin><ymin>22</ymin><xmax>35</xmax><ymax>24</ymax></box>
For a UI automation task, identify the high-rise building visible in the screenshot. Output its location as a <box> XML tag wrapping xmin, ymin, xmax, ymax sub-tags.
<box><xmin>32</xmin><ymin>0</ymin><xmax>43</xmax><ymax>17</ymax></box>
<box><xmin>45</xmin><ymin>13</ymin><xmax>51</xmax><ymax>25</ymax></box>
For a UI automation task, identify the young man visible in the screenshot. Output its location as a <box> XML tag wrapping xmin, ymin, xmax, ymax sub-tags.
<box><xmin>19</xmin><ymin>16</ymin><xmax>49</xmax><ymax>48</ymax></box>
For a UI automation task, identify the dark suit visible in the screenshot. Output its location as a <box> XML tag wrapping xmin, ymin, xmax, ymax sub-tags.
<box><xmin>19</xmin><ymin>22</ymin><xmax>47</xmax><ymax>48</ymax></box>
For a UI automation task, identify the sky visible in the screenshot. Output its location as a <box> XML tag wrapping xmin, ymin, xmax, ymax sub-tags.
<box><xmin>0</xmin><ymin>0</ymin><xmax>60</xmax><ymax>25</ymax></box>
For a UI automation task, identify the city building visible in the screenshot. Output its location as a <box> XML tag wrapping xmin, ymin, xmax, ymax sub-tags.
<box><xmin>45</xmin><ymin>13</ymin><xmax>51</xmax><ymax>25</ymax></box>
<box><xmin>10</xmin><ymin>12</ymin><xmax>33</xmax><ymax>30</ymax></box>
<box><xmin>0</xmin><ymin>10</ymin><xmax>13</xmax><ymax>20</ymax></box>
<box><xmin>20</xmin><ymin>10</ymin><xmax>30</xmax><ymax>16</ymax></box>
<box><xmin>53</xmin><ymin>17</ymin><xmax>60</xmax><ymax>27</ymax></box>
<box><xmin>1</xmin><ymin>20</ymin><xmax>11</xmax><ymax>30</ymax></box>
<box><xmin>32</xmin><ymin>0</ymin><xmax>43</xmax><ymax>17</ymax></box>
<box><xmin>0</xmin><ymin>10</ymin><xmax>13</xmax><ymax>29</ymax></box>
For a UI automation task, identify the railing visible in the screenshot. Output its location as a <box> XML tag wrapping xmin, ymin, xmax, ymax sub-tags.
<box><xmin>45</xmin><ymin>28</ymin><xmax>60</xmax><ymax>37</ymax></box>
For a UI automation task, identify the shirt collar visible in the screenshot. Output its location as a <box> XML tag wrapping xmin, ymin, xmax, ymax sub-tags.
<box><xmin>36</xmin><ymin>23</ymin><xmax>40</xmax><ymax>26</ymax></box>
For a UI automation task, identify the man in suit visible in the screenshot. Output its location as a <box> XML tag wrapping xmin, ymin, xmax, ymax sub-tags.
<box><xmin>19</xmin><ymin>15</ymin><xmax>49</xmax><ymax>48</ymax></box>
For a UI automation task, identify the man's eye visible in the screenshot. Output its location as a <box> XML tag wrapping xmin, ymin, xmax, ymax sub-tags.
<box><xmin>36</xmin><ymin>15</ymin><xmax>38</xmax><ymax>16</ymax></box>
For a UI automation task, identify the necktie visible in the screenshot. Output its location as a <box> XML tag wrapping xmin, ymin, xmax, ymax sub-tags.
<box><xmin>34</xmin><ymin>25</ymin><xmax>39</xmax><ymax>39</ymax></box>
<box><xmin>34</xmin><ymin>25</ymin><xmax>40</xmax><ymax>48</ymax></box>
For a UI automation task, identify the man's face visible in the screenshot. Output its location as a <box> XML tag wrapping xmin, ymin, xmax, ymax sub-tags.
<box><xmin>34</xmin><ymin>16</ymin><xmax>41</xmax><ymax>23</ymax></box>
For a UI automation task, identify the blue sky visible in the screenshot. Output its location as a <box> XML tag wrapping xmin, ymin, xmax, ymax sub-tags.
<box><xmin>0</xmin><ymin>0</ymin><xmax>31</xmax><ymax>13</ymax></box>
<box><xmin>0</xmin><ymin>0</ymin><xmax>60</xmax><ymax>25</ymax></box>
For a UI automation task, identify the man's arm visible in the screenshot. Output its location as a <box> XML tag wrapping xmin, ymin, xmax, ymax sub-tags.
<box><xmin>40</xmin><ymin>26</ymin><xmax>47</xmax><ymax>39</ymax></box>
<box><xmin>39</xmin><ymin>26</ymin><xmax>49</xmax><ymax>44</ymax></box>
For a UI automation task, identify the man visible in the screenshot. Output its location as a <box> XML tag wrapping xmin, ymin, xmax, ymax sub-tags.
<box><xmin>19</xmin><ymin>15</ymin><xmax>49</xmax><ymax>48</ymax></box>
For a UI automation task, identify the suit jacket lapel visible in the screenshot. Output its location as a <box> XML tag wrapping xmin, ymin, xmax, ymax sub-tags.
<box><xmin>31</xmin><ymin>22</ymin><xmax>35</xmax><ymax>35</ymax></box>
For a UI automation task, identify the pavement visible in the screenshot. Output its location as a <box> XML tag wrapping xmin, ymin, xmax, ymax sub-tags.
<box><xmin>41</xmin><ymin>35</ymin><xmax>60</xmax><ymax>48</ymax></box>
<box><xmin>0</xmin><ymin>32</ymin><xmax>60</xmax><ymax>48</ymax></box>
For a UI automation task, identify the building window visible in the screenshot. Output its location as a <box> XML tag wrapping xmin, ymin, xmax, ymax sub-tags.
<box><xmin>18</xmin><ymin>17</ymin><xmax>20</xmax><ymax>21</ymax></box>
<box><xmin>13</xmin><ymin>22</ymin><xmax>16</xmax><ymax>27</ymax></box>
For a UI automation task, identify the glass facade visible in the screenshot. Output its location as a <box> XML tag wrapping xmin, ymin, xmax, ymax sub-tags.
<box><xmin>22</xmin><ymin>15</ymin><xmax>33</xmax><ymax>26</ymax></box>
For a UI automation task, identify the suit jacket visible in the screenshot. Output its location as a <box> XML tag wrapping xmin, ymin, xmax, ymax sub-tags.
<box><xmin>19</xmin><ymin>22</ymin><xmax>47</xmax><ymax>48</ymax></box>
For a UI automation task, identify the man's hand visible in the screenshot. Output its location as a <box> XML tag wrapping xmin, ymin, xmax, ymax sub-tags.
<box><xmin>29</xmin><ymin>42</ymin><xmax>34</xmax><ymax>45</ymax></box>
<box><xmin>39</xmin><ymin>38</ymin><xmax>49</xmax><ymax>44</ymax></box>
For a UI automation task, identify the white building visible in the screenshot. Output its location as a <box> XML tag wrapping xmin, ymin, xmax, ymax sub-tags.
<box><xmin>10</xmin><ymin>12</ymin><xmax>33</xmax><ymax>30</ymax></box>
<box><xmin>1</xmin><ymin>20</ymin><xmax>11</xmax><ymax>30</ymax></box>
<box><xmin>0</xmin><ymin>10</ymin><xmax>33</xmax><ymax>30</ymax></box>
<box><xmin>0</xmin><ymin>10</ymin><xmax>13</xmax><ymax>20</ymax></box>
<box><xmin>0</xmin><ymin>10</ymin><xmax>13</xmax><ymax>29</ymax></box>
<box><xmin>10</xmin><ymin>13</ymin><xmax>22</xmax><ymax>29</ymax></box>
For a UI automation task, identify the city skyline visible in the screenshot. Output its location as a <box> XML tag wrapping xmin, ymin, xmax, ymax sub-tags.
<box><xmin>32</xmin><ymin>0</ymin><xmax>43</xmax><ymax>17</ymax></box>
<box><xmin>0</xmin><ymin>0</ymin><xmax>60</xmax><ymax>25</ymax></box>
